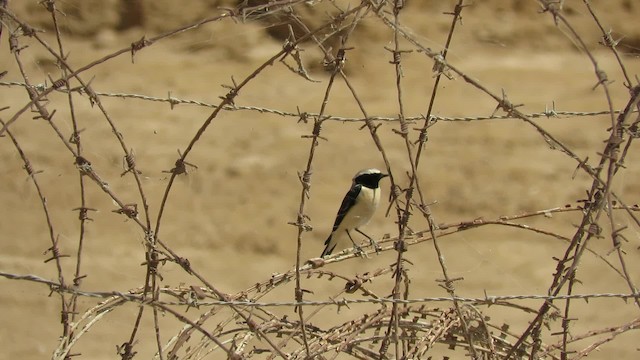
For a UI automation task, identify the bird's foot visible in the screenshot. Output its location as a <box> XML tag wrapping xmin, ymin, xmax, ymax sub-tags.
<box><xmin>352</xmin><ymin>244</ymin><xmax>368</xmax><ymax>258</ymax></box>
<box><xmin>370</xmin><ymin>239</ymin><xmax>381</xmax><ymax>254</ymax></box>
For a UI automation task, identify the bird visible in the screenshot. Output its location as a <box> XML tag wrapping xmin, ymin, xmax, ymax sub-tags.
<box><xmin>321</xmin><ymin>168</ymin><xmax>388</xmax><ymax>257</ymax></box>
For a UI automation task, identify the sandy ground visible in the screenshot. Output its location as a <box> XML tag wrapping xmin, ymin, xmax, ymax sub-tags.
<box><xmin>1</xmin><ymin>1</ymin><xmax>640</xmax><ymax>359</ymax></box>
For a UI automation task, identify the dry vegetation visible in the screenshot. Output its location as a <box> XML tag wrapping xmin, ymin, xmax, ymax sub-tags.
<box><xmin>1</xmin><ymin>0</ymin><xmax>640</xmax><ymax>359</ymax></box>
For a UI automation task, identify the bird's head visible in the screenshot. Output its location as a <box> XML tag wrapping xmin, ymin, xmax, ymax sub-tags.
<box><xmin>353</xmin><ymin>168</ymin><xmax>388</xmax><ymax>189</ymax></box>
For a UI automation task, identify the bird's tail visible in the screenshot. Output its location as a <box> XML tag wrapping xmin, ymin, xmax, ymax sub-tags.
<box><xmin>321</xmin><ymin>234</ymin><xmax>336</xmax><ymax>258</ymax></box>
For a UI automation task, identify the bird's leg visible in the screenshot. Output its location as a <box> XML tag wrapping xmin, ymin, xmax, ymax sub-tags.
<box><xmin>355</xmin><ymin>228</ymin><xmax>381</xmax><ymax>254</ymax></box>
<box><xmin>346</xmin><ymin>229</ymin><xmax>366</xmax><ymax>258</ymax></box>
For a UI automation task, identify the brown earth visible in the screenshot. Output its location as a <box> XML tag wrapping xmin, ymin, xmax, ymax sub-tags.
<box><xmin>1</xmin><ymin>1</ymin><xmax>640</xmax><ymax>359</ymax></box>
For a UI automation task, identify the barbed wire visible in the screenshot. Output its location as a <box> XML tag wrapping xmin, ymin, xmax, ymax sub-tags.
<box><xmin>2</xmin><ymin>271</ymin><xmax>638</xmax><ymax>307</ymax></box>
<box><xmin>149</xmin><ymin>292</ymin><xmax>640</xmax><ymax>307</ymax></box>
<box><xmin>3</xmin><ymin>1</ymin><xmax>640</xmax><ymax>358</ymax></box>
<box><xmin>1</xmin><ymin>80</ymin><xmax>634</xmax><ymax>122</ymax></box>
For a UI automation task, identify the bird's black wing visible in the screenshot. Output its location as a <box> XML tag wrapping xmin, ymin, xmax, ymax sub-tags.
<box><xmin>321</xmin><ymin>184</ymin><xmax>361</xmax><ymax>257</ymax></box>
<box><xmin>330</xmin><ymin>184</ymin><xmax>361</xmax><ymax>232</ymax></box>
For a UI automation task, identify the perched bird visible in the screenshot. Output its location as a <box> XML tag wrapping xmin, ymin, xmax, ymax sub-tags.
<box><xmin>321</xmin><ymin>168</ymin><xmax>388</xmax><ymax>257</ymax></box>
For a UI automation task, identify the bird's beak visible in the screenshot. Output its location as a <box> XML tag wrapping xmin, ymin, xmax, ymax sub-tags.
<box><xmin>381</xmin><ymin>173</ymin><xmax>389</xmax><ymax>178</ymax></box>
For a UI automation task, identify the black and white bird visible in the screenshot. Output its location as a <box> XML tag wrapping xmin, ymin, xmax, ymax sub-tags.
<box><xmin>321</xmin><ymin>168</ymin><xmax>388</xmax><ymax>257</ymax></box>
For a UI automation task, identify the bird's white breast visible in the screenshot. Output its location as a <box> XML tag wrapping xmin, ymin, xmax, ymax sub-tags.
<box><xmin>341</xmin><ymin>186</ymin><xmax>380</xmax><ymax>230</ymax></box>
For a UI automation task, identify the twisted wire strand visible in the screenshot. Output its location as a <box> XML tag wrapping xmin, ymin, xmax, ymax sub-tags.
<box><xmin>161</xmin><ymin>292</ymin><xmax>640</xmax><ymax>307</ymax></box>
<box><xmin>1</xmin><ymin>271</ymin><xmax>637</xmax><ymax>306</ymax></box>
<box><xmin>1</xmin><ymin>81</ymin><xmax>633</xmax><ymax>122</ymax></box>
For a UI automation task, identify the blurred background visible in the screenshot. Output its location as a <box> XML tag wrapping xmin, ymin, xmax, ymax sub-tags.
<box><xmin>1</xmin><ymin>0</ymin><xmax>639</xmax><ymax>358</ymax></box>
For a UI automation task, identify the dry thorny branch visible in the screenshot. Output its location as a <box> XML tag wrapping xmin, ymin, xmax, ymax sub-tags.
<box><xmin>0</xmin><ymin>0</ymin><xmax>639</xmax><ymax>359</ymax></box>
